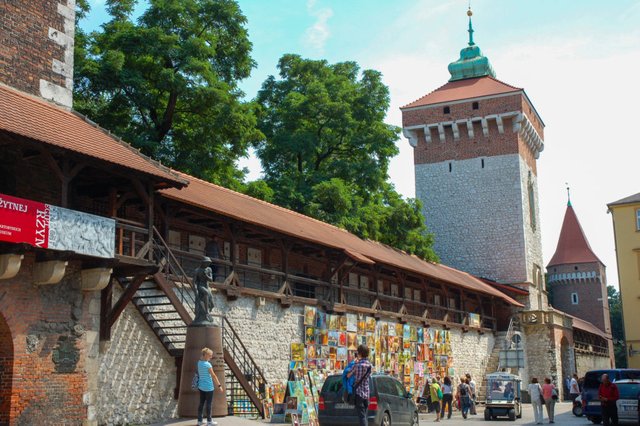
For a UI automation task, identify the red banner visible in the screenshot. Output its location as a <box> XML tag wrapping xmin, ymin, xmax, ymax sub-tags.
<box><xmin>0</xmin><ymin>193</ymin><xmax>50</xmax><ymax>248</ymax></box>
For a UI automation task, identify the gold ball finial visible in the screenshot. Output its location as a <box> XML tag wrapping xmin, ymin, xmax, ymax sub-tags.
<box><xmin>467</xmin><ymin>8</ymin><xmax>473</xmax><ymax>17</ymax></box>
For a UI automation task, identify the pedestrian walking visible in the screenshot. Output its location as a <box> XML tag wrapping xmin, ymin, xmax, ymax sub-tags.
<box><xmin>196</xmin><ymin>347</ymin><xmax>223</xmax><ymax>426</ymax></box>
<box><xmin>527</xmin><ymin>377</ymin><xmax>544</xmax><ymax>425</ymax></box>
<box><xmin>465</xmin><ymin>373</ymin><xmax>477</xmax><ymax>415</ymax></box>
<box><xmin>347</xmin><ymin>344</ymin><xmax>372</xmax><ymax>426</ymax></box>
<box><xmin>598</xmin><ymin>373</ymin><xmax>619</xmax><ymax>426</ymax></box>
<box><xmin>440</xmin><ymin>376</ymin><xmax>453</xmax><ymax>419</ymax></box>
<box><xmin>541</xmin><ymin>377</ymin><xmax>557</xmax><ymax>423</ymax></box>
<box><xmin>569</xmin><ymin>373</ymin><xmax>580</xmax><ymax>402</ymax></box>
<box><xmin>430</xmin><ymin>377</ymin><xmax>443</xmax><ymax>422</ymax></box>
<box><xmin>456</xmin><ymin>377</ymin><xmax>472</xmax><ymax>419</ymax></box>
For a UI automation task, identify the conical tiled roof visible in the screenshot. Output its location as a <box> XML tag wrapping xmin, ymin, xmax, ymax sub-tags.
<box><xmin>547</xmin><ymin>202</ymin><xmax>602</xmax><ymax>267</ymax></box>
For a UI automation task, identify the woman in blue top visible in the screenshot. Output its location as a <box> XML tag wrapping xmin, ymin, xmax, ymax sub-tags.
<box><xmin>197</xmin><ymin>347</ymin><xmax>223</xmax><ymax>426</ymax></box>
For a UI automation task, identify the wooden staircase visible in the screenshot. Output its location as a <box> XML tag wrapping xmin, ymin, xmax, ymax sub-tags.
<box><xmin>477</xmin><ymin>331</ymin><xmax>507</xmax><ymax>403</ymax></box>
<box><xmin>119</xmin><ymin>228</ymin><xmax>267</xmax><ymax>418</ymax></box>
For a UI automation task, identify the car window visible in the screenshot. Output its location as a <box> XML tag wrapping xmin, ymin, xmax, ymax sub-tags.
<box><xmin>620</xmin><ymin>370</ymin><xmax>640</xmax><ymax>381</ymax></box>
<box><xmin>392</xmin><ymin>379</ymin><xmax>407</xmax><ymax>397</ymax></box>
<box><xmin>618</xmin><ymin>383</ymin><xmax>640</xmax><ymax>399</ymax></box>
<box><xmin>376</xmin><ymin>378</ymin><xmax>395</xmax><ymax>396</ymax></box>
<box><xmin>322</xmin><ymin>376</ymin><xmax>343</xmax><ymax>394</ymax></box>
<box><xmin>584</xmin><ymin>371</ymin><xmax>608</xmax><ymax>388</ymax></box>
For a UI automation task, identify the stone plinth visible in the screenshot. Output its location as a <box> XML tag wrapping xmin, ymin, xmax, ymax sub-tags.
<box><xmin>178</xmin><ymin>325</ymin><xmax>227</xmax><ymax>418</ymax></box>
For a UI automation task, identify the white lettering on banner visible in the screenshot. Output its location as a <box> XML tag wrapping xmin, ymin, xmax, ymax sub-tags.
<box><xmin>0</xmin><ymin>197</ymin><xmax>28</xmax><ymax>213</ymax></box>
<box><xmin>35</xmin><ymin>206</ymin><xmax>50</xmax><ymax>247</ymax></box>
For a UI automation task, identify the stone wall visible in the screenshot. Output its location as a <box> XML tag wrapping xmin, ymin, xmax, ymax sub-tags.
<box><xmin>0</xmin><ymin>0</ymin><xmax>75</xmax><ymax>106</ymax></box>
<box><xmin>210</xmin><ymin>294</ymin><xmax>495</xmax><ymax>385</ymax></box>
<box><xmin>575</xmin><ymin>353</ymin><xmax>611</xmax><ymax>377</ymax></box>
<box><xmin>96</xmin><ymin>286</ymin><xmax>178</xmax><ymax>425</ymax></box>
<box><xmin>415</xmin><ymin>153</ymin><xmax>528</xmax><ymax>285</ymax></box>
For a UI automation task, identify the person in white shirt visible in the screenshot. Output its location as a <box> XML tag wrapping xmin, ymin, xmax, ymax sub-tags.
<box><xmin>569</xmin><ymin>373</ymin><xmax>581</xmax><ymax>401</ymax></box>
<box><xmin>527</xmin><ymin>377</ymin><xmax>544</xmax><ymax>425</ymax></box>
<box><xmin>465</xmin><ymin>373</ymin><xmax>477</xmax><ymax>415</ymax></box>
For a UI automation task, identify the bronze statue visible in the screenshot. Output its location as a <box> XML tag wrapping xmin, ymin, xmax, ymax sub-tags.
<box><xmin>192</xmin><ymin>257</ymin><xmax>215</xmax><ymax>325</ymax></box>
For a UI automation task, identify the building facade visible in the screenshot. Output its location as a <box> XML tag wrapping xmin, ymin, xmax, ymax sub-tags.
<box><xmin>608</xmin><ymin>193</ymin><xmax>640</xmax><ymax>369</ymax></box>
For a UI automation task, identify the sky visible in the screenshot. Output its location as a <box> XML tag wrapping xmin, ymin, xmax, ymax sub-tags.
<box><xmin>80</xmin><ymin>0</ymin><xmax>640</xmax><ymax>287</ymax></box>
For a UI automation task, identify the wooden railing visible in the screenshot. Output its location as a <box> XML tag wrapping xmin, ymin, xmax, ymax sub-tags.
<box><xmin>115</xmin><ymin>218</ymin><xmax>151</xmax><ymax>260</ymax></box>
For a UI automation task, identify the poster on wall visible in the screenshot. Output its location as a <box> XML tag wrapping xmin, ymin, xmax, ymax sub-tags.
<box><xmin>0</xmin><ymin>192</ymin><xmax>115</xmax><ymax>258</ymax></box>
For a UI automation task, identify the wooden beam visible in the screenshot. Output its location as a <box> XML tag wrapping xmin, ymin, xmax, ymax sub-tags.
<box><xmin>100</xmin><ymin>279</ymin><xmax>114</xmax><ymax>341</ymax></box>
<box><xmin>107</xmin><ymin>275</ymin><xmax>147</xmax><ymax>328</ymax></box>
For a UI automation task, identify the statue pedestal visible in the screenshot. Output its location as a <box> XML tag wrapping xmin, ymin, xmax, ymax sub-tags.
<box><xmin>178</xmin><ymin>325</ymin><xmax>227</xmax><ymax>418</ymax></box>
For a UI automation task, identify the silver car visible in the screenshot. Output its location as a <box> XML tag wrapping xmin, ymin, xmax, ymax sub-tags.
<box><xmin>615</xmin><ymin>379</ymin><xmax>640</xmax><ymax>423</ymax></box>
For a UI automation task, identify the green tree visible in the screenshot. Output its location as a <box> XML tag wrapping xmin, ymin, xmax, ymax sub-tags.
<box><xmin>254</xmin><ymin>55</ymin><xmax>437</xmax><ymax>261</ymax></box>
<box><xmin>608</xmin><ymin>285</ymin><xmax>627</xmax><ymax>367</ymax></box>
<box><xmin>73</xmin><ymin>0</ymin><xmax>262</xmax><ymax>188</ymax></box>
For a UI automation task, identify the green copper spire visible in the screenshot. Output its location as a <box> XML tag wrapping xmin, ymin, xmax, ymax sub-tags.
<box><xmin>447</xmin><ymin>8</ymin><xmax>496</xmax><ymax>82</ymax></box>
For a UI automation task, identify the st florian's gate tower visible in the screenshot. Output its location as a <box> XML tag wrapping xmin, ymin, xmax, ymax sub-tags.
<box><xmin>401</xmin><ymin>9</ymin><xmax>574</xmax><ymax>392</ymax></box>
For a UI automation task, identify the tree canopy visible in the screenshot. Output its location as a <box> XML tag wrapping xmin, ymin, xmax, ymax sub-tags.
<box><xmin>73</xmin><ymin>0</ymin><xmax>262</xmax><ymax>188</ymax></box>
<box><xmin>254</xmin><ymin>55</ymin><xmax>437</xmax><ymax>261</ymax></box>
<box><xmin>607</xmin><ymin>285</ymin><xmax>626</xmax><ymax>367</ymax></box>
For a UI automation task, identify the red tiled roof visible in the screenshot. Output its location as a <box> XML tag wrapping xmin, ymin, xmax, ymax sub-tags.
<box><xmin>548</xmin><ymin>204</ymin><xmax>601</xmax><ymax>267</ymax></box>
<box><xmin>160</xmin><ymin>172</ymin><xmax>523</xmax><ymax>307</ymax></box>
<box><xmin>0</xmin><ymin>84</ymin><xmax>186</xmax><ymax>187</ymax></box>
<box><xmin>477</xmin><ymin>277</ymin><xmax>529</xmax><ymax>296</ymax></box>
<box><xmin>401</xmin><ymin>76</ymin><xmax>521</xmax><ymax>109</ymax></box>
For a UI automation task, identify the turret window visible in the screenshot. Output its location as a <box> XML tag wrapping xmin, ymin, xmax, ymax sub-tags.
<box><xmin>571</xmin><ymin>293</ymin><xmax>579</xmax><ymax>305</ymax></box>
<box><xmin>443</xmin><ymin>106</ymin><xmax>450</xmax><ymax>114</ymax></box>
<box><xmin>472</xmin><ymin>101</ymin><xmax>479</xmax><ymax>110</ymax></box>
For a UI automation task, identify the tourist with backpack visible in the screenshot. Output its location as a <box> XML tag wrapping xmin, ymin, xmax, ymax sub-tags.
<box><xmin>195</xmin><ymin>347</ymin><xmax>223</xmax><ymax>426</ymax></box>
<box><xmin>346</xmin><ymin>345</ymin><xmax>372</xmax><ymax>426</ymax></box>
<box><xmin>466</xmin><ymin>373</ymin><xmax>477</xmax><ymax>415</ymax></box>
<box><xmin>430</xmin><ymin>377</ymin><xmax>443</xmax><ymax>422</ymax></box>
<box><xmin>456</xmin><ymin>377</ymin><xmax>472</xmax><ymax>419</ymax></box>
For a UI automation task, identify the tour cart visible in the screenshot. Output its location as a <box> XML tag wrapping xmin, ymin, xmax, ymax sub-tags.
<box><xmin>483</xmin><ymin>372</ymin><xmax>522</xmax><ymax>421</ymax></box>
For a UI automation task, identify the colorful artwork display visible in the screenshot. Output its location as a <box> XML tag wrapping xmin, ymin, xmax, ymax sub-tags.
<box><xmin>291</xmin><ymin>309</ymin><xmax>457</xmax><ymax>398</ymax></box>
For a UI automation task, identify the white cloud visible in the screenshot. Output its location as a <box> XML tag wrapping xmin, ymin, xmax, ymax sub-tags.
<box><xmin>303</xmin><ymin>0</ymin><xmax>333</xmax><ymax>52</ymax></box>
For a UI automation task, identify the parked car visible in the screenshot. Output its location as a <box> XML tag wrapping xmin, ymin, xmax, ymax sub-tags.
<box><xmin>615</xmin><ymin>379</ymin><xmax>640</xmax><ymax>423</ymax></box>
<box><xmin>318</xmin><ymin>373</ymin><xmax>419</xmax><ymax>426</ymax></box>
<box><xmin>581</xmin><ymin>369</ymin><xmax>640</xmax><ymax>424</ymax></box>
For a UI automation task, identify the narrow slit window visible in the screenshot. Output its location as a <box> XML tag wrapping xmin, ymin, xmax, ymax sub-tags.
<box><xmin>481</xmin><ymin>159</ymin><xmax>485</xmax><ymax>168</ymax></box>
<box><xmin>448</xmin><ymin>162</ymin><xmax>452</xmax><ymax>172</ymax></box>
<box><xmin>571</xmin><ymin>293</ymin><xmax>579</xmax><ymax>305</ymax></box>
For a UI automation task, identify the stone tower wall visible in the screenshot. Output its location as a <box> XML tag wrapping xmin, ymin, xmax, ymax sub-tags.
<box><xmin>0</xmin><ymin>0</ymin><xmax>75</xmax><ymax>106</ymax></box>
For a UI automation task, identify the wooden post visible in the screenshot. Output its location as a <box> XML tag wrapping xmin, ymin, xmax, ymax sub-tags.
<box><xmin>100</xmin><ymin>279</ymin><xmax>114</xmax><ymax>341</ymax></box>
<box><xmin>147</xmin><ymin>182</ymin><xmax>154</xmax><ymax>261</ymax></box>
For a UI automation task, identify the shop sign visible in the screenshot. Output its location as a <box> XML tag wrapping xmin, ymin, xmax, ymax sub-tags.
<box><xmin>0</xmin><ymin>192</ymin><xmax>115</xmax><ymax>258</ymax></box>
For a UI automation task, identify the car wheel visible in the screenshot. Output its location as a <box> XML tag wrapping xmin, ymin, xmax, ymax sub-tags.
<box><xmin>411</xmin><ymin>412</ymin><xmax>418</xmax><ymax>426</ymax></box>
<box><xmin>508</xmin><ymin>408</ymin><xmax>516</xmax><ymax>421</ymax></box>
<box><xmin>484</xmin><ymin>409</ymin><xmax>491</xmax><ymax>421</ymax></box>
<box><xmin>381</xmin><ymin>411</ymin><xmax>391</xmax><ymax>426</ymax></box>
<box><xmin>572</xmin><ymin>405</ymin><xmax>583</xmax><ymax>417</ymax></box>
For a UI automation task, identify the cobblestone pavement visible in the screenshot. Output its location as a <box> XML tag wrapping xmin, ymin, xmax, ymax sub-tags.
<box><xmin>152</xmin><ymin>402</ymin><xmax>636</xmax><ymax>426</ymax></box>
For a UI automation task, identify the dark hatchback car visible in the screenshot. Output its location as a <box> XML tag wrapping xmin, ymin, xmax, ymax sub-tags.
<box><xmin>318</xmin><ymin>373</ymin><xmax>419</xmax><ymax>426</ymax></box>
<box><xmin>581</xmin><ymin>368</ymin><xmax>640</xmax><ymax>424</ymax></box>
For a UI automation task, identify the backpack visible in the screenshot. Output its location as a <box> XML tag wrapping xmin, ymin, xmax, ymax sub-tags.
<box><xmin>459</xmin><ymin>384</ymin><xmax>467</xmax><ymax>397</ymax></box>
<box><xmin>341</xmin><ymin>360</ymin><xmax>356</xmax><ymax>400</ymax></box>
<box><xmin>342</xmin><ymin>362</ymin><xmax>371</xmax><ymax>404</ymax></box>
<box><xmin>191</xmin><ymin>371</ymin><xmax>199</xmax><ymax>390</ymax></box>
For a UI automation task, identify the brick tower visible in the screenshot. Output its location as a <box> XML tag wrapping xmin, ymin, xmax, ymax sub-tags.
<box><xmin>0</xmin><ymin>0</ymin><xmax>76</xmax><ymax>107</ymax></box>
<box><xmin>401</xmin><ymin>9</ymin><xmax>546</xmax><ymax>310</ymax></box>
<box><xmin>547</xmin><ymin>197</ymin><xmax>612</xmax><ymax>335</ymax></box>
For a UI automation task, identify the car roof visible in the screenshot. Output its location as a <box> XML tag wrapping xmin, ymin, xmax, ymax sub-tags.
<box><xmin>615</xmin><ymin>379</ymin><xmax>640</xmax><ymax>384</ymax></box>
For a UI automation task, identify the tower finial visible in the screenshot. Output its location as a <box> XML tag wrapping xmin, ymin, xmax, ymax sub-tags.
<box><xmin>467</xmin><ymin>6</ymin><xmax>475</xmax><ymax>46</ymax></box>
<box><xmin>566</xmin><ymin>183</ymin><xmax>572</xmax><ymax>207</ymax></box>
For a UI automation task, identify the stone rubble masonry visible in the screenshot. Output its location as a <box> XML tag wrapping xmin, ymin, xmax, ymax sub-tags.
<box><xmin>96</xmin><ymin>286</ymin><xmax>178</xmax><ymax>426</ymax></box>
<box><xmin>415</xmin><ymin>153</ymin><xmax>545</xmax><ymax>309</ymax></box>
<box><xmin>0</xmin><ymin>254</ymin><xmax>97</xmax><ymax>425</ymax></box>
<box><xmin>0</xmin><ymin>0</ymin><xmax>75</xmax><ymax>107</ymax></box>
<box><xmin>575</xmin><ymin>352</ymin><xmax>611</xmax><ymax>376</ymax></box>
<box><xmin>210</xmin><ymin>294</ymin><xmax>496</xmax><ymax>393</ymax></box>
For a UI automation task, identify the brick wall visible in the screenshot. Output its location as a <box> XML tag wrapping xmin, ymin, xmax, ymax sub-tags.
<box><xmin>0</xmin><ymin>254</ymin><xmax>98</xmax><ymax>425</ymax></box>
<box><xmin>0</xmin><ymin>310</ymin><xmax>13</xmax><ymax>426</ymax></box>
<box><xmin>548</xmin><ymin>262</ymin><xmax>611</xmax><ymax>334</ymax></box>
<box><xmin>0</xmin><ymin>1</ymin><xmax>74</xmax><ymax>106</ymax></box>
